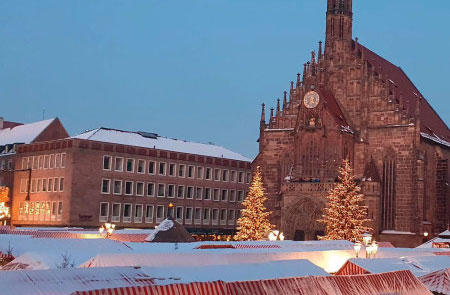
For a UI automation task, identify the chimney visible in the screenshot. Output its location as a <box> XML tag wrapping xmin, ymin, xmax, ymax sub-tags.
<box><xmin>0</xmin><ymin>117</ymin><xmax>4</xmax><ymax>129</ymax></box>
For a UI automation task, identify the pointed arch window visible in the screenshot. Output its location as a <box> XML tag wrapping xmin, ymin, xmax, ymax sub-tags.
<box><xmin>381</xmin><ymin>155</ymin><xmax>396</xmax><ymax>229</ymax></box>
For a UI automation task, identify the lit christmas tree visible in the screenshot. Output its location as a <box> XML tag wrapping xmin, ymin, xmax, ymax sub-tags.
<box><xmin>235</xmin><ymin>167</ymin><xmax>274</xmax><ymax>241</ymax></box>
<box><xmin>318</xmin><ymin>159</ymin><xmax>372</xmax><ymax>242</ymax></box>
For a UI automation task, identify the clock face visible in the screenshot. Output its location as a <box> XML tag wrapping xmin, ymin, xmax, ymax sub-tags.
<box><xmin>303</xmin><ymin>91</ymin><xmax>320</xmax><ymax>109</ymax></box>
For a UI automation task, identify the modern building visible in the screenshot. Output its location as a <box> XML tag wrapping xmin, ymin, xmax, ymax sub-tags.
<box><xmin>10</xmin><ymin>127</ymin><xmax>252</xmax><ymax>233</ymax></box>
<box><xmin>254</xmin><ymin>0</ymin><xmax>450</xmax><ymax>247</ymax></box>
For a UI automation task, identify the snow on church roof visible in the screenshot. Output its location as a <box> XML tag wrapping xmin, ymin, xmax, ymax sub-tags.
<box><xmin>0</xmin><ymin>119</ymin><xmax>55</xmax><ymax>146</ymax></box>
<box><xmin>72</xmin><ymin>127</ymin><xmax>251</xmax><ymax>162</ymax></box>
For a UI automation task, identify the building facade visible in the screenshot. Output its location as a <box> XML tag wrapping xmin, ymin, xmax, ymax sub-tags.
<box><xmin>10</xmin><ymin>128</ymin><xmax>251</xmax><ymax>233</ymax></box>
<box><xmin>254</xmin><ymin>0</ymin><xmax>450</xmax><ymax>247</ymax></box>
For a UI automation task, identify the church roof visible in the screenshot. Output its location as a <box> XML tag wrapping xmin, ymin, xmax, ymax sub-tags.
<box><xmin>360</xmin><ymin>45</ymin><xmax>450</xmax><ymax>146</ymax></box>
<box><xmin>318</xmin><ymin>87</ymin><xmax>349</xmax><ymax>127</ymax></box>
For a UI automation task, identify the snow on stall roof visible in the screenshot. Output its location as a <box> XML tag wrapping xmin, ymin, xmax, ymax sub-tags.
<box><xmin>72</xmin><ymin>127</ymin><xmax>251</xmax><ymax>162</ymax></box>
<box><xmin>145</xmin><ymin>219</ymin><xmax>173</xmax><ymax>242</ymax></box>
<box><xmin>0</xmin><ymin>266</ymin><xmax>154</xmax><ymax>295</ymax></box>
<box><xmin>0</xmin><ymin>119</ymin><xmax>55</xmax><ymax>146</ymax></box>
<box><xmin>138</xmin><ymin>259</ymin><xmax>329</xmax><ymax>285</ymax></box>
<box><xmin>348</xmin><ymin>258</ymin><xmax>429</xmax><ymax>277</ymax></box>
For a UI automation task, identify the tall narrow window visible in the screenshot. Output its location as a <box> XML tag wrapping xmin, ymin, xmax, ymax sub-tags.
<box><xmin>381</xmin><ymin>156</ymin><xmax>396</xmax><ymax>230</ymax></box>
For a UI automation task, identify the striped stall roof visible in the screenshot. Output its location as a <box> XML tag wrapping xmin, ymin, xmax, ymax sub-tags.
<box><xmin>71</xmin><ymin>270</ymin><xmax>431</xmax><ymax>295</ymax></box>
<box><xmin>419</xmin><ymin>268</ymin><xmax>450</xmax><ymax>295</ymax></box>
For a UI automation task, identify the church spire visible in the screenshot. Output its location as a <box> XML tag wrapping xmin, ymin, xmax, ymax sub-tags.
<box><xmin>325</xmin><ymin>0</ymin><xmax>353</xmax><ymax>47</ymax></box>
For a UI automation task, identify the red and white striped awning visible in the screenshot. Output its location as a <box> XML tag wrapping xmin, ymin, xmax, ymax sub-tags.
<box><xmin>71</xmin><ymin>270</ymin><xmax>431</xmax><ymax>295</ymax></box>
<box><xmin>419</xmin><ymin>268</ymin><xmax>450</xmax><ymax>295</ymax></box>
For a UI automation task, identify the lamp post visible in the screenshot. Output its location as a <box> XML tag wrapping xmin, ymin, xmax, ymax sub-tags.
<box><xmin>354</xmin><ymin>242</ymin><xmax>362</xmax><ymax>258</ymax></box>
<box><xmin>99</xmin><ymin>223</ymin><xmax>115</xmax><ymax>238</ymax></box>
<box><xmin>168</xmin><ymin>203</ymin><xmax>174</xmax><ymax>218</ymax></box>
<box><xmin>371</xmin><ymin>241</ymin><xmax>378</xmax><ymax>258</ymax></box>
<box><xmin>362</xmin><ymin>232</ymin><xmax>372</xmax><ymax>246</ymax></box>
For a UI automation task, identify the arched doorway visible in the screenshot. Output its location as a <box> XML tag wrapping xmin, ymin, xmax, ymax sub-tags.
<box><xmin>284</xmin><ymin>197</ymin><xmax>324</xmax><ymax>241</ymax></box>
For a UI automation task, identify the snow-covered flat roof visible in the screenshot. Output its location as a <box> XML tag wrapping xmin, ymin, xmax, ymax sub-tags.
<box><xmin>72</xmin><ymin>127</ymin><xmax>251</xmax><ymax>162</ymax></box>
<box><xmin>0</xmin><ymin>119</ymin><xmax>55</xmax><ymax>146</ymax></box>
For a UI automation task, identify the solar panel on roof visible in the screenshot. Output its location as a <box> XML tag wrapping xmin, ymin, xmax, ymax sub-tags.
<box><xmin>138</xmin><ymin>131</ymin><xmax>158</xmax><ymax>139</ymax></box>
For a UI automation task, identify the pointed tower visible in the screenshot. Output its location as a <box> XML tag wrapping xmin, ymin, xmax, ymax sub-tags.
<box><xmin>325</xmin><ymin>0</ymin><xmax>353</xmax><ymax>51</ymax></box>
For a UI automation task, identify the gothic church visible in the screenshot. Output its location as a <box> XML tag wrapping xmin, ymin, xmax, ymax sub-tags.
<box><xmin>254</xmin><ymin>0</ymin><xmax>450</xmax><ymax>247</ymax></box>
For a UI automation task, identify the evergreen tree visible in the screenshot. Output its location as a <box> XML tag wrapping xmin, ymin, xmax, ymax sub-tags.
<box><xmin>235</xmin><ymin>167</ymin><xmax>274</xmax><ymax>241</ymax></box>
<box><xmin>318</xmin><ymin>159</ymin><xmax>372</xmax><ymax>242</ymax></box>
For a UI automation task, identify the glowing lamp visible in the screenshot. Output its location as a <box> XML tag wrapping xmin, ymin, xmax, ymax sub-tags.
<box><xmin>354</xmin><ymin>242</ymin><xmax>362</xmax><ymax>258</ymax></box>
<box><xmin>371</xmin><ymin>241</ymin><xmax>378</xmax><ymax>257</ymax></box>
<box><xmin>424</xmin><ymin>232</ymin><xmax>429</xmax><ymax>237</ymax></box>
<box><xmin>362</xmin><ymin>232</ymin><xmax>372</xmax><ymax>246</ymax></box>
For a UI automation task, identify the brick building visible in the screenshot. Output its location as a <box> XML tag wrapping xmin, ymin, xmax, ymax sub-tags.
<box><xmin>10</xmin><ymin>127</ymin><xmax>251</xmax><ymax>233</ymax></box>
<box><xmin>0</xmin><ymin>117</ymin><xmax>68</xmax><ymax>223</ymax></box>
<box><xmin>254</xmin><ymin>0</ymin><xmax>450</xmax><ymax>247</ymax></box>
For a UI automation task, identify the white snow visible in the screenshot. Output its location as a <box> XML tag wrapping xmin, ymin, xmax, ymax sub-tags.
<box><xmin>421</xmin><ymin>132</ymin><xmax>450</xmax><ymax>148</ymax></box>
<box><xmin>381</xmin><ymin>230</ymin><xmax>416</xmax><ymax>235</ymax></box>
<box><xmin>0</xmin><ymin>119</ymin><xmax>55</xmax><ymax>146</ymax></box>
<box><xmin>145</xmin><ymin>218</ymin><xmax>174</xmax><ymax>242</ymax></box>
<box><xmin>72</xmin><ymin>127</ymin><xmax>251</xmax><ymax>162</ymax></box>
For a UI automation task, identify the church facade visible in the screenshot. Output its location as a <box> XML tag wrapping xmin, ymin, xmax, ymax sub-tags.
<box><xmin>254</xmin><ymin>0</ymin><xmax>450</xmax><ymax>247</ymax></box>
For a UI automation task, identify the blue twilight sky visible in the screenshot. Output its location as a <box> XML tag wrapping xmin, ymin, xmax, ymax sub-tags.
<box><xmin>1</xmin><ymin>0</ymin><xmax>449</xmax><ymax>159</ymax></box>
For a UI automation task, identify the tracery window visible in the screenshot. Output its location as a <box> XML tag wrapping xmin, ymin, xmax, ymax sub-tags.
<box><xmin>381</xmin><ymin>155</ymin><xmax>396</xmax><ymax>229</ymax></box>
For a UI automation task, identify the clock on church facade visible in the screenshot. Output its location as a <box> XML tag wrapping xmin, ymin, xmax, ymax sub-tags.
<box><xmin>253</xmin><ymin>0</ymin><xmax>450</xmax><ymax>247</ymax></box>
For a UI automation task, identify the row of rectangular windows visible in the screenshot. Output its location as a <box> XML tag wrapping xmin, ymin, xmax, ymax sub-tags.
<box><xmin>103</xmin><ymin>156</ymin><xmax>251</xmax><ymax>183</ymax></box>
<box><xmin>18</xmin><ymin>201</ymin><xmax>63</xmax><ymax>222</ymax></box>
<box><xmin>21</xmin><ymin>153</ymin><xmax>66</xmax><ymax>170</ymax></box>
<box><xmin>20</xmin><ymin>178</ymin><xmax>65</xmax><ymax>194</ymax></box>
<box><xmin>0</xmin><ymin>159</ymin><xmax>13</xmax><ymax>171</ymax></box>
<box><xmin>101</xmin><ymin>179</ymin><xmax>246</xmax><ymax>202</ymax></box>
<box><xmin>99</xmin><ymin>202</ymin><xmax>241</xmax><ymax>226</ymax></box>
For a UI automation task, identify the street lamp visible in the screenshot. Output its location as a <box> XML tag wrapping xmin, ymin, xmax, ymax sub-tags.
<box><xmin>354</xmin><ymin>242</ymin><xmax>362</xmax><ymax>258</ymax></box>
<box><xmin>362</xmin><ymin>232</ymin><xmax>372</xmax><ymax>246</ymax></box>
<box><xmin>168</xmin><ymin>203</ymin><xmax>174</xmax><ymax>218</ymax></box>
<box><xmin>371</xmin><ymin>241</ymin><xmax>378</xmax><ymax>258</ymax></box>
<box><xmin>99</xmin><ymin>223</ymin><xmax>115</xmax><ymax>238</ymax></box>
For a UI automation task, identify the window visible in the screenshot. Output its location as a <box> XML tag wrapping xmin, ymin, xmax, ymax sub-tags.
<box><xmin>214</xmin><ymin>169</ymin><xmax>221</xmax><ymax>181</ymax></box>
<box><xmin>59</xmin><ymin>177</ymin><xmax>64</xmax><ymax>192</ymax></box>
<box><xmin>49</xmin><ymin>155</ymin><xmax>54</xmax><ymax>169</ymax></box>
<box><xmin>229</xmin><ymin>190</ymin><xmax>236</xmax><ymax>202</ymax></box>
<box><xmin>176</xmin><ymin>206</ymin><xmax>183</xmax><ymax>223</ymax></box>
<box><xmin>205</xmin><ymin>168</ymin><xmax>212</xmax><ymax>180</ymax></box>
<box><xmin>101</xmin><ymin>179</ymin><xmax>111</xmax><ymax>194</ymax></box>
<box><xmin>212</xmin><ymin>208</ymin><xmax>219</xmax><ymax>225</ymax></box>
<box><xmin>0</xmin><ymin>160</ymin><xmax>5</xmax><ymax>171</ymax></box>
<box><xmin>220</xmin><ymin>209</ymin><xmax>227</xmax><ymax>225</ymax></box>
<box><xmin>178</xmin><ymin>164</ymin><xmax>185</xmax><ymax>177</ymax></box>
<box><xmin>145</xmin><ymin>205</ymin><xmax>154</xmax><ymax>223</ymax></box>
<box><xmin>185</xmin><ymin>207</ymin><xmax>193</xmax><ymax>224</ymax></box>
<box><xmin>203</xmin><ymin>208</ymin><xmax>210</xmax><ymax>224</ymax></box>
<box><xmin>126</xmin><ymin>159</ymin><xmax>135</xmax><ymax>172</ymax></box>
<box><xmin>51</xmin><ymin>202</ymin><xmax>56</xmax><ymax>218</ymax></box>
<box><xmin>7</xmin><ymin>159</ymin><xmax>12</xmax><ymax>170</ymax></box>
<box><xmin>167</xmin><ymin>205</ymin><xmax>175</xmax><ymax>219</ymax></box>
<box><xmin>123</xmin><ymin>204</ymin><xmax>132</xmax><ymax>223</ymax></box>
<box><xmin>48</xmin><ymin>178</ymin><xmax>53</xmax><ymax>192</ymax></box>
<box><xmin>238</xmin><ymin>190</ymin><xmax>244</xmax><ymax>202</ymax></box>
<box><xmin>136</xmin><ymin>182</ymin><xmax>144</xmax><ymax>196</ymax></box>
<box><xmin>113</xmin><ymin>180</ymin><xmax>122</xmax><ymax>195</ymax></box>
<box><xmin>42</xmin><ymin>155</ymin><xmax>49</xmax><ymax>169</ymax></box>
<box><xmin>61</xmin><ymin>153</ymin><xmax>66</xmax><ymax>168</ymax></box>
<box><xmin>157</xmin><ymin>184</ymin><xmax>165</xmax><ymax>197</ymax></box>
<box><xmin>27</xmin><ymin>157</ymin><xmax>32</xmax><ymax>170</ymax></box>
<box><xmin>196</xmin><ymin>167</ymin><xmax>204</xmax><ymax>179</ymax></box>
<box><xmin>167</xmin><ymin>184</ymin><xmax>175</xmax><ymax>198</ymax></box>
<box><xmin>222</xmin><ymin>170</ymin><xmax>229</xmax><ymax>182</ymax></box>
<box><xmin>213</xmin><ymin>189</ymin><xmax>220</xmax><ymax>201</ymax></box>
<box><xmin>186</xmin><ymin>186</ymin><xmax>194</xmax><ymax>199</ymax></box>
<box><xmin>103</xmin><ymin>156</ymin><xmax>112</xmax><ymax>170</ymax></box>
<box><xmin>148</xmin><ymin>161</ymin><xmax>156</xmax><ymax>174</ymax></box>
<box><xmin>37</xmin><ymin>179</ymin><xmax>42</xmax><ymax>192</ymax></box>
<box><xmin>53</xmin><ymin>177</ymin><xmax>58</xmax><ymax>192</ymax></box>
<box><xmin>228</xmin><ymin>209</ymin><xmax>235</xmax><ymax>225</ymax></box>
<box><xmin>115</xmin><ymin>157</ymin><xmax>124</xmax><ymax>172</ymax></box>
<box><xmin>382</xmin><ymin>156</ymin><xmax>396</xmax><ymax>230</ymax></box>
<box><xmin>31</xmin><ymin>179</ymin><xmax>37</xmax><ymax>193</ymax></box>
<box><xmin>125</xmin><ymin>181</ymin><xmax>134</xmax><ymax>195</ymax></box>
<box><xmin>134</xmin><ymin>204</ymin><xmax>143</xmax><ymax>223</ymax></box>
<box><xmin>99</xmin><ymin>202</ymin><xmax>109</xmax><ymax>222</ymax></box>
<box><xmin>112</xmin><ymin>203</ymin><xmax>121</xmax><ymax>222</ymax></box>
<box><xmin>29</xmin><ymin>202</ymin><xmax>34</xmax><ymax>216</ymax></box>
<box><xmin>187</xmin><ymin>166</ymin><xmax>195</xmax><ymax>178</ymax></box>
<box><xmin>38</xmin><ymin>156</ymin><xmax>43</xmax><ymax>169</ymax></box>
<box><xmin>238</xmin><ymin>172</ymin><xmax>245</xmax><ymax>183</ymax></box>
<box><xmin>156</xmin><ymin>205</ymin><xmax>165</xmax><ymax>222</ymax></box>
<box><xmin>231</xmin><ymin>171</ymin><xmax>237</xmax><ymax>182</ymax></box>
<box><xmin>194</xmin><ymin>208</ymin><xmax>202</xmax><ymax>224</ymax></box>
<box><xmin>33</xmin><ymin>156</ymin><xmax>38</xmax><ymax>170</ymax></box>
<box><xmin>42</xmin><ymin>178</ymin><xmax>47</xmax><ymax>192</ymax></box>
<box><xmin>221</xmin><ymin>189</ymin><xmax>228</xmax><ymax>202</ymax></box>
<box><xmin>246</xmin><ymin>173</ymin><xmax>252</xmax><ymax>184</ymax></box>
<box><xmin>158</xmin><ymin>162</ymin><xmax>166</xmax><ymax>175</ymax></box>
<box><xmin>55</xmin><ymin>154</ymin><xmax>61</xmax><ymax>168</ymax></box>
<box><xmin>137</xmin><ymin>160</ymin><xmax>145</xmax><ymax>174</ymax></box>
<box><xmin>57</xmin><ymin>201</ymin><xmax>63</xmax><ymax>221</ymax></box>
<box><xmin>22</xmin><ymin>158</ymin><xmax>27</xmax><ymax>170</ymax></box>
<box><xmin>169</xmin><ymin>163</ymin><xmax>176</xmax><ymax>177</ymax></box>
<box><xmin>204</xmin><ymin>188</ymin><xmax>211</xmax><ymax>200</ymax></box>
<box><xmin>147</xmin><ymin>183</ymin><xmax>155</xmax><ymax>197</ymax></box>
<box><xmin>20</xmin><ymin>179</ymin><xmax>26</xmax><ymax>193</ymax></box>
<box><xmin>177</xmin><ymin>185</ymin><xmax>185</xmax><ymax>199</ymax></box>
<box><xmin>196</xmin><ymin>187</ymin><xmax>203</xmax><ymax>200</ymax></box>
